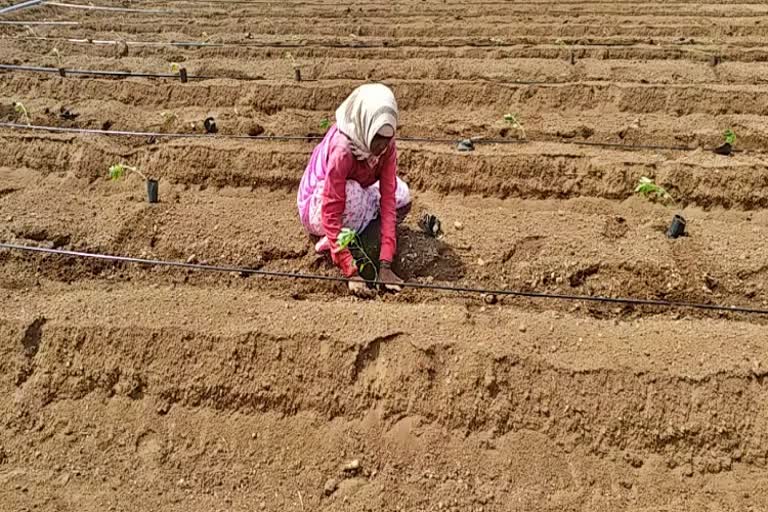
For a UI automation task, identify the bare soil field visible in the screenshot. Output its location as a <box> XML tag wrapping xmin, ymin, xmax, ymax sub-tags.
<box><xmin>2</xmin><ymin>1</ymin><xmax>768</xmax><ymax>511</ymax></box>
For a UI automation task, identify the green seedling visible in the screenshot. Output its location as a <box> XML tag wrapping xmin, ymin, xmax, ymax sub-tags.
<box><xmin>635</xmin><ymin>177</ymin><xmax>671</xmax><ymax>203</ymax></box>
<box><xmin>13</xmin><ymin>102</ymin><xmax>31</xmax><ymax>126</ymax></box>
<box><xmin>170</xmin><ymin>63</ymin><xmax>181</xmax><ymax>74</ymax></box>
<box><xmin>109</xmin><ymin>163</ymin><xmax>148</xmax><ymax>181</ymax></box>
<box><xmin>724</xmin><ymin>129</ymin><xmax>736</xmax><ymax>146</ymax></box>
<box><xmin>285</xmin><ymin>52</ymin><xmax>302</xmax><ymax>81</ymax></box>
<box><xmin>160</xmin><ymin>111</ymin><xmax>177</xmax><ymax>131</ymax></box>
<box><xmin>556</xmin><ymin>38</ymin><xmax>576</xmax><ymax>64</ymax></box>
<box><xmin>337</xmin><ymin>227</ymin><xmax>378</xmax><ymax>282</ymax></box>
<box><xmin>52</xmin><ymin>47</ymin><xmax>62</xmax><ymax>67</ymax></box>
<box><xmin>503</xmin><ymin>113</ymin><xmax>526</xmax><ymax>139</ymax></box>
<box><xmin>285</xmin><ymin>52</ymin><xmax>299</xmax><ymax>69</ymax></box>
<box><xmin>319</xmin><ymin>118</ymin><xmax>331</xmax><ymax>131</ymax></box>
<box><xmin>635</xmin><ymin>177</ymin><xmax>687</xmax><ymax>238</ymax></box>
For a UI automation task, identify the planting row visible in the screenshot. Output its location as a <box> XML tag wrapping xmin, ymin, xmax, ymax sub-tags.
<box><xmin>2</xmin><ymin>294</ymin><xmax>768</xmax><ymax>468</ymax></box>
<box><xmin>7</xmin><ymin>43</ymin><xmax>768</xmax><ymax>85</ymax></box>
<box><xmin>1</xmin><ymin>132</ymin><xmax>767</xmax><ymax>208</ymax></box>
<box><xmin>12</xmin><ymin>37</ymin><xmax>768</xmax><ymax>65</ymax></box>
<box><xmin>2</xmin><ymin>164</ymin><xmax>768</xmax><ymax>318</ymax></box>
<box><xmin>4</xmin><ymin>75</ymin><xmax>768</xmax><ymax>120</ymax></box>
<box><xmin>10</xmin><ymin>6</ymin><xmax>768</xmax><ymax>40</ymax></box>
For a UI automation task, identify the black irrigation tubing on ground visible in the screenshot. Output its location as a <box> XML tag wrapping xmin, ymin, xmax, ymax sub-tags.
<box><xmin>0</xmin><ymin>123</ymin><xmax>717</xmax><ymax>153</ymax></box>
<box><xmin>3</xmin><ymin>242</ymin><xmax>768</xmax><ymax>316</ymax></box>
<box><xmin>0</xmin><ymin>20</ymin><xmax>78</xmax><ymax>24</ymax></box>
<box><xmin>0</xmin><ymin>64</ymin><xmax>220</xmax><ymax>80</ymax></box>
<box><xmin>0</xmin><ymin>122</ymin><xmax>692</xmax><ymax>150</ymax></box>
<box><xmin>0</xmin><ymin>62</ymin><xmax>604</xmax><ymax>86</ymax></box>
<box><xmin>42</xmin><ymin>1</ymin><xmax>179</xmax><ymax>14</ymax></box>
<box><xmin>0</xmin><ymin>0</ymin><xmax>42</xmax><ymax>16</ymax></box>
<box><xmin>2</xmin><ymin>35</ymin><xmax>730</xmax><ymax>51</ymax></box>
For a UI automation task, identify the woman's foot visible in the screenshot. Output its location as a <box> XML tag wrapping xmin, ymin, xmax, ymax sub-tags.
<box><xmin>314</xmin><ymin>236</ymin><xmax>331</xmax><ymax>253</ymax></box>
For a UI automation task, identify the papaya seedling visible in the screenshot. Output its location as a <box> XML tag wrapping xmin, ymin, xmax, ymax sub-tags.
<box><xmin>634</xmin><ymin>176</ymin><xmax>671</xmax><ymax>203</ymax></box>
<box><xmin>109</xmin><ymin>163</ymin><xmax>147</xmax><ymax>181</ymax></box>
<box><xmin>13</xmin><ymin>102</ymin><xmax>31</xmax><ymax>126</ymax></box>
<box><xmin>109</xmin><ymin>163</ymin><xmax>158</xmax><ymax>203</ymax></box>
<box><xmin>337</xmin><ymin>227</ymin><xmax>378</xmax><ymax>282</ymax></box>
<box><xmin>159</xmin><ymin>111</ymin><xmax>177</xmax><ymax>132</ymax></box>
<box><xmin>170</xmin><ymin>62</ymin><xmax>188</xmax><ymax>83</ymax></box>
<box><xmin>52</xmin><ymin>47</ymin><xmax>62</xmax><ymax>67</ymax></box>
<box><xmin>714</xmin><ymin>129</ymin><xmax>736</xmax><ymax>155</ymax></box>
<box><xmin>635</xmin><ymin>177</ymin><xmax>686</xmax><ymax>239</ymax></box>
<box><xmin>556</xmin><ymin>38</ymin><xmax>576</xmax><ymax>65</ymax></box>
<box><xmin>286</xmin><ymin>52</ymin><xmax>301</xmax><ymax>81</ymax></box>
<box><xmin>503</xmin><ymin>113</ymin><xmax>526</xmax><ymax>139</ymax></box>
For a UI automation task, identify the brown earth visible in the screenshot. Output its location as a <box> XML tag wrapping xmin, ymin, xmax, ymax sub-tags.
<box><xmin>2</xmin><ymin>0</ymin><xmax>768</xmax><ymax>511</ymax></box>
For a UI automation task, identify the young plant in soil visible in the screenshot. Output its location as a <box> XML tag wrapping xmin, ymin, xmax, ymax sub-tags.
<box><xmin>319</xmin><ymin>118</ymin><xmax>331</xmax><ymax>131</ymax></box>
<box><xmin>714</xmin><ymin>129</ymin><xmax>736</xmax><ymax>156</ymax></box>
<box><xmin>556</xmin><ymin>38</ymin><xmax>576</xmax><ymax>65</ymax></box>
<box><xmin>635</xmin><ymin>177</ymin><xmax>686</xmax><ymax>238</ymax></box>
<box><xmin>337</xmin><ymin>228</ymin><xmax>378</xmax><ymax>283</ymax></box>
<box><xmin>52</xmin><ymin>47</ymin><xmax>62</xmax><ymax>67</ymax></box>
<box><xmin>170</xmin><ymin>62</ymin><xmax>188</xmax><ymax>83</ymax></box>
<box><xmin>159</xmin><ymin>111</ymin><xmax>177</xmax><ymax>132</ymax></box>
<box><xmin>13</xmin><ymin>102</ymin><xmax>31</xmax><ymax>126</ymax></box>
<box><xmin>285</xmin><ymin>52</ymin><xmax>302</xmax><ymax>81</ymax></box>
<box><xmin>503</xmin><ymin>113</ymin><xmax>526</xmax><ymax>139</ymax></box>
<box><xmin>109</xmin><ymin>163</ymin><xmax>159</xmax><ymax>204</ymax></box>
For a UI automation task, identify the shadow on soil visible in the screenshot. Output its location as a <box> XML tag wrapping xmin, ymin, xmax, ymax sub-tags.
<box><xmin>355</xmin><ymin>218</ymin><xmax>466</xmax><ymax>282</ymax></box>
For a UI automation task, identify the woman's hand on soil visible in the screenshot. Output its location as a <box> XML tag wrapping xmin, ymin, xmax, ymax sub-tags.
<box><xmin>348</xmin><ymin>275</ymin><xmax>376</xmax><ymax>298</ymax></box>
<box><xmin>379</xmin><ymin>267</ymin><xmax>404</xmax><ymax>292</ymax></box>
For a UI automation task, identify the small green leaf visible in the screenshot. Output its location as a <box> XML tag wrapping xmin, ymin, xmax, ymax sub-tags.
<box><xmin>724</xmin><ymin>129</ymin><xmax>736</xmax><ymax>146</ymax></box>
<box><xmin>337</xmin><ymin>228</ymin><xmax>357</xmax><ymax>250</ymax></box>
<box><xmin>109</xmin><ymin>163</ymin><xmax>125</xmax><ymax>180</ymax></box>
<box><xmin>320</xmin><ymin>118</ymin><xmax>331</xmax><ymax>131</ymax></box>
<box><xmin>635</xmin><ymin>177</ymin><xmax>671</xmax><ymax>201</ymax></box>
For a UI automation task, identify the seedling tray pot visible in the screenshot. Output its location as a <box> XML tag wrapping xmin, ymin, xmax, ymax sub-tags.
<box><xmin>294</xmin><ymin>68</ymin><xmax>302</xmax><ymax>82</ymax></box>
<box><xmin>147</xmin><ymin>179</ymin><xmax>159</xmax><ymax>204</ymax></box>
<box><xmin>666</xmin><ymin>214</ymin><xmax>686</xmax><ymax>239</ymax></box>
<box><xmin>457</xmin><ymin>139</ymin><xmax>474</xmax><ymax>152</ymax></box>
<box><xmin>714</xmin><ymin>142</ymin><xmax>732</xmax><ymax>156</ymax></box>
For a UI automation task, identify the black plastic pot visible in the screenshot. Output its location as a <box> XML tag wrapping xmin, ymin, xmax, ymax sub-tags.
<box><xmin>457</xmin><ymin>139</ymin><xmax>474</xmax><ymax>152</ymax></box>
<box><xmin>58</xmin><ymin>67</ymin><xmax>66</xmax><ymax>77</ymax></box>
<box><xmin>179</xmin><ymin>67</ymin><xmax>188</xmax><ymax>83</ymax></box>
<box><xmin>147</xmin><ymin>179</ymin><xmax>159</xmax><ymax>204</ymax></box>
<box><xmin>203</xmin><ymin>117</ymin><xmax>217</xmax><ymax>134</ymax></box>
<box><xmin>714</xmin><ymin>142</ymin><xmax>732</xmax><ymax>155</ymax></box>
<box><xmin>666</xmin><ymin>214</ymin><xmax>686</xmax><ymax>239</ymax></box>
<box><xmin>294</xmin><ymin>68</ymin><xmax>302</xmax><ymax>82</ymax></box>
<box><xmin>419</xmin><ymin>213</ymin><xmax>442</xmax><ymax>238</ymax></box>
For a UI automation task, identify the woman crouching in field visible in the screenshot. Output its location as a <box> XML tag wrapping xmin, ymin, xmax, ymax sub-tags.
<box><xmin>297</xmin><ymin>84</ymin><xmax>411</xmax><ymax>298</ymax></box>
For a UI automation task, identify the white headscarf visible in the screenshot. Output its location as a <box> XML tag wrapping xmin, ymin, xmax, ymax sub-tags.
<box><xmin>335</xmin><ymin>83</ymin><xmax>398</xmax><ymax>162</ymax></box>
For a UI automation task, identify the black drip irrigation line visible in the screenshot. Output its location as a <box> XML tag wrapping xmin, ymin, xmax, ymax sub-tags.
<box><xmin>42</xmin><ymin>1</ymin><xmax>179</xmax><ymax>14</ymax></box>
<box><xmin>0</xmin><ymin>0</ymin><xmax>42</xmax><ymax>15</ymax></box>
<box><xmin>2</xmin><ymin>243</ymin><xmax>767</xmax><ymax>316</ymax></box>
<box><xmin>4</xmin><ymin>35</ymin><xmax>735</xmax><ymax>51</ymax></box>
<box><xmin>0</xmin><ymin>20</ymin><xmax>78</xmax><ymax>24</ymax></box>
<box><xmin>0</xmin><ymin>64</ymin><xmax>219</xmax><ymax>80</ymax></box>
<box><xmin>0</xmin><ymin>122</ymin><xmax>718</xmax><ymax>153</ymax></box>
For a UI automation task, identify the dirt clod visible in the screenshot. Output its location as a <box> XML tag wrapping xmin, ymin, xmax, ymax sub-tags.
<box><xmin>324</xmin><ymin>478</ymin><xmax>339</xmax><ymax>496</ymax></box>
